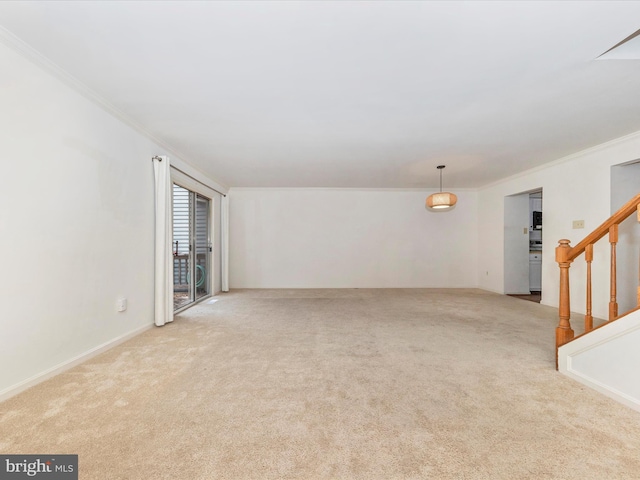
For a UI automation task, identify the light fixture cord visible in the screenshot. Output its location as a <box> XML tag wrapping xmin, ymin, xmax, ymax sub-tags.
<box><xmin>439</xmin><ymin>169</ymin><xmax>443</xmax><ymax>192</ymax></box>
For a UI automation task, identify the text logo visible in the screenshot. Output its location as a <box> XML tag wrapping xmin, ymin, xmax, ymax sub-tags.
<box><xmin>0</xmin><ymin>455</ymin><xmax>77</xmax><ymax>480</ymax></box>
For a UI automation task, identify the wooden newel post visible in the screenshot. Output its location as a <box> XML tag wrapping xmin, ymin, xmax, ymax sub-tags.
<box><xmin>556</xmin><ymin>239</ymin><xmax>574</xmax><ymax>367</ymax></box>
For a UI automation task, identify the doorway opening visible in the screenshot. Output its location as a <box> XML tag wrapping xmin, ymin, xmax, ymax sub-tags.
<box><xmin>173</xmin><ymin>183</ymin><xmax>211</xmax><ymax>311</ymax></box>
<box><xmin>504</xmin><ymin>188</ymin><xmax>543</xmax><ymax>302</ymax></box>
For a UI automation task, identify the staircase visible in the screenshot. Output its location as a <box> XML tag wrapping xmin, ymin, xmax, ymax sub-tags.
<box><xmin>555</xmin><ymin>193</ymin><xmax>640</xmax><ymax>411</ymax></box>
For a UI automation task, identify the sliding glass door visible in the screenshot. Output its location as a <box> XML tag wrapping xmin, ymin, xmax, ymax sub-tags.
<box><xmin>173</xmin><ymin>184</ymin><xmax>211</xmax><ymax>311</ymax></box>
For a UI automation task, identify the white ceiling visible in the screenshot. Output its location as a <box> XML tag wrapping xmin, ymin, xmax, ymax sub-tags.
<box><xmin>1</xmin><ymin>1</ymin><xmax>639</xmax><ymax>189</ymax></box>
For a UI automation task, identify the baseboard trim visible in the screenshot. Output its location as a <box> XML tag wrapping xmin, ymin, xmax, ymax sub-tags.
<box><xmin>0</xmin><ymin>323</ymin><xmax>153</xmax><ymax>403</ymax></box>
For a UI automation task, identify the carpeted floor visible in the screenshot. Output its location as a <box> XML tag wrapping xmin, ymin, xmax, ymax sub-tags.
<box><xmin>1</xmin><ymin>289</ymin><xmax>640</xmax><ymax>479</ymax></box>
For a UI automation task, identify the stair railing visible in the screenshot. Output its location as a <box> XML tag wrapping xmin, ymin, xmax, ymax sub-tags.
<box><xmin>555</xmin><ymin>192</ymin><xmax>640</xmax><ymax>368</ymax></box>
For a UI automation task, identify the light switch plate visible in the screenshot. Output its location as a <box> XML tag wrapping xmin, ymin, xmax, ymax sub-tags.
<box><xmin>573</xmin><ymin>220</ymin><xmax>585</xmax><ymax>229</ymax></box>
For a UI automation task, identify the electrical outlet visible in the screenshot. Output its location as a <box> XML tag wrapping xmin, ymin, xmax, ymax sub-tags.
<box><xmin>116</xmin><ymin>298</ymin><xmax>127</xmax><ymax>312</ymax></box>
<box><xmin>523</xmin><ymin>227</ymin><xmax>528</xmax><ymax>234</ymax></box>
<box><xmin>572</xmin><ymin>220</ymin><xmax>585</xmax><ymax>229</ymax></box>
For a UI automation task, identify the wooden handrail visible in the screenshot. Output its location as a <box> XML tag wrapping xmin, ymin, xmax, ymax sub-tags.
<box><xmin>555</xmin><ymin>192</ymin><xmax>640</xmax><ymax>369</ymax></box>
<box><xmin>566</xmin><ymin>193</ymin><xmax>640</xmax><ymax>262</ymax></box>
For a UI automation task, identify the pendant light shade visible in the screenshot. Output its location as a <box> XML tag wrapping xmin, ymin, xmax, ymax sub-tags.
<box><xmin>427</xmin><ymin>191</ymin><xmax>458</xmax><ymax>209</ymax></box>
<box><xmin>426</xmin><ymin>165</ymin><xmax>457</xmax><ymax>209</ymax></box>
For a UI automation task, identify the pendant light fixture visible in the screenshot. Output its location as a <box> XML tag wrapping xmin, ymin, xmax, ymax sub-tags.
<box><xmin>426</xmin><ymin>165</ymin><xmax>457</xmax><ymax>210</ymax></box>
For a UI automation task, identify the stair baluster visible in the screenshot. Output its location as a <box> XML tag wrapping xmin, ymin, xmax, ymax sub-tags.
<box><xmin>609</xmin><ymin>224</ymin><xmax>618</xmax><ymax>320</ymax></box>
<box><xmin>585</xmin><ymin>243</ymin><xmax>593</xmax><ymax>332</ymax></box>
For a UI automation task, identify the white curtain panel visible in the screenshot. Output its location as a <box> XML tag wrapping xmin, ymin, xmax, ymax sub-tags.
<box><xmin>152</xmin><ymin>156</ymin><xmax>174</xmax><ymax>326</ymax></box>
<box><xmin>221</xmin><ymin>195</ymin><xmax>230</xmax><ymax>292</ymax></box>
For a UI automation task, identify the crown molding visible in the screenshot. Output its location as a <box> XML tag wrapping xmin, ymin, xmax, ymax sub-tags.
<box><xmin>0</xmin><ymin>25</ymin><xmax>229</xmax><ymax>193</ymax></box>
<box><xmin>479</xmin><ymin>129</ymin><xmax>640</xmax><ymax>191</ymax></box>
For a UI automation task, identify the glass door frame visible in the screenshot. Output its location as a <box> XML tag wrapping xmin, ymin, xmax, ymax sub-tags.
<box><xmin>173</xmin><ymin>182</ymin><xmax>212</xmax><ymax>313</ymax></box>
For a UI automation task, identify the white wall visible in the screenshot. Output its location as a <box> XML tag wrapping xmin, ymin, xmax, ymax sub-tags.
<box><xmin>229</xmin><ymin>188</ymin><xmax>478</xmax><ymax>288</ymax></box>
<box><xmin>478</xmin><ymin>132</ymin><xmax>640</xmax><ymax>319</ymax></box>
<box><xmin>0</xmin><ymin>40</ymin><xmax>224</xmax><ymax>398</ymax></box>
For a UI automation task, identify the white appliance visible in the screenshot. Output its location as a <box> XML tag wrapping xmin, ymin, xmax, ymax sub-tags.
<box><xmin>529</xmin><ymin>253</ymin><xmax>542</xmax><ymax>292</ymax></box>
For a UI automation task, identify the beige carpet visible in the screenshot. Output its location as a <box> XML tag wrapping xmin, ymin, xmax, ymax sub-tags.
<box><xmin>1</xmin><ymin>289</ymin><xmax>640</xmax><ymax>479</ymax></box>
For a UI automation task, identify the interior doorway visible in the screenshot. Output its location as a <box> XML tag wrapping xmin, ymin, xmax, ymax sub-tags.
<box><xmin>173</xmin><ymin>183</ymin><xmax>211</xmax><ymax>311</ymax></box>
<box><xmin>504</xmin><ymin>188</ymin><xmax>543</xmax><ymax>301</ymax></box>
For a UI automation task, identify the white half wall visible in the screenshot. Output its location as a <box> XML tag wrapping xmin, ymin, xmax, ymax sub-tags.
<box><xmin>229</xmin><ymin>188</ymin><xmax>478</xmax><ymax>288</ymax></box>
<box><xmin>559</xmin><ymin>309</ymin><xmax>640</xmax><ymax>413</ymax></box>
<box><xmin>477</xmin><ymin>132</ymin><xmax>640</xmax><ymax>318</ymax></box>
<box><xmin>0</xmin><ymin>39</ymin><xmax>224</xmax><ymax>398</ymax></box>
